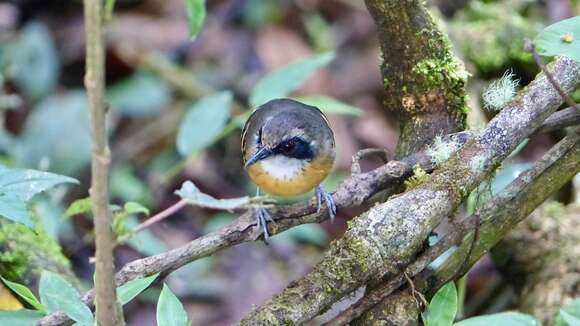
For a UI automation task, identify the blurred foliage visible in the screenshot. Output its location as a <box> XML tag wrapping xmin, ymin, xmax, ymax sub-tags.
<box><xmin>177</xmin><ymin>91</ymin><xmax>233</xmax><ymax>156</ymax></box>
<box><xmin>449</xmin><ymin>1</ymin><xmax>536</xmax><ymax>75</ymax></box>
<box><xmin>0</xmin><ymin>22</ymin><xmax>59</xmax><ymax>101</ymax></box>
<box><xmin>108</xmin><ymin>72</ymin><xmax>171</xmax><ymax>117</ymax></box>
<box><xmin>0</xmin><ymin>0</ymin><xmax>577</xmax><ymax>324</ymax></box>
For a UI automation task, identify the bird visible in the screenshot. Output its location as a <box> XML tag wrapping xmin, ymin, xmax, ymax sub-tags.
<box><xmin>242</xmin><ymin>98</ymin><xmax>337</xmax><ymax>240</ymax></box>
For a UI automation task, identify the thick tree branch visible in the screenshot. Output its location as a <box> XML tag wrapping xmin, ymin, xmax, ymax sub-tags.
<box><xmin>34</xmin><ymin>106</ymin><xmax>579</xmax><ymax>326</ymax></box>
<box><xmin>331</xmin><ymin>131</ymin><xmax>580</xmax><ymax>325</ymax></box>
<box><xmin>83</xmin><ymin>0</ymin><xmax>123</xmax><ymax>325</ymax></box>
<box><xmin>238</xmin><ymin>57</ymin><xmax>580</xmax><ymax>325</ymax></box>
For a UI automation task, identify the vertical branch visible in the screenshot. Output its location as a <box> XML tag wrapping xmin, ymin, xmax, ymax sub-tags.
<box><xmin>84</xmin><ymin>0</ymin><xmax>123</xmax><ymax>325</ymax></box>
<box><xmin>365</xmin><ymin>0</ymin><xmax>469</xmax><ymax>158</ymax></box>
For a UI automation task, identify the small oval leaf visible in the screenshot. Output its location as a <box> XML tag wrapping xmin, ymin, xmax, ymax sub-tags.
<box><xmin>293</xmin><ymin>96</ymin><xmax>363</xmax><ymax>116</ymax></box>
<box><xmin>1</xmin><ymin>276</ymin><xmax>47</xmax><ymax>314</ymax></box>
<box><xmin>176</xmin><ymin>91</ymin><xmax>233</xmax><ymax>157</ymax></box>
<box><xmin>39</xmin><ymin>270</ymin><xmax>93</xmax><ymax>326</ymax></box>
<box><xmin>185</xmin><ymin>0</ymin><xmax>206</xmax><ymax>40</ymax></box>
<box><xmin>117</xmin><ymin>273</ymin><xmax>159</xmax><ymax>305</ymax></box>
<box><xmin>157</xmin><ymin>284</ymin><xmax>189</xmax><ymax>326</ymax></box>
<box><xmin>425</xmin><ymin>282</ymin><xmax>458</xmax><ymax>326</ymax></box>
<box><xmin>249</xmin><ymin>52</ymin><xmax>335</xmax><ymax>108</ymax></box>
<box><xmin>535</xmin><ymin>16</ymin><xmax>580</xmax><ymax>62</ymax></box>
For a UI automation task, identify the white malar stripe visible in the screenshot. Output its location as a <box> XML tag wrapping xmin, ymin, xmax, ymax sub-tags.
<box><xmin>259</xmin><ymin>155</ymin><xmax>305</xmax><ymax>180</ymax></box>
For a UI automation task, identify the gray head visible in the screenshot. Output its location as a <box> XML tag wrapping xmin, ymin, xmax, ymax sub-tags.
<box><xmin>242</xmin><ymin>99</ymin><xmax>335</xmax><ymax>167</ymax></box>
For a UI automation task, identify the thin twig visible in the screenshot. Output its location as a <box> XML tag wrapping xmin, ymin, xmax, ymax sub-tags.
<box><xmin>525</xmin><ymin>39</ymin><xmax>580</xmax><ymax>111</ymax></box>
<box><xmin>116</xmin><ymin>199</ymin><xmax>188</xmax><ymax>244</ymax></box>
<box><xmin>83</xmin><ymin>0</ymin><xmax>123</xmax><ymax>325</ymax></box>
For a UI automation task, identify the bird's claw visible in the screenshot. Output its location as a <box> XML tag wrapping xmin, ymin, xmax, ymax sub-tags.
<box><xmin>316</xmin><ymin>185</ymin><xmax>337</xmax><ymax>223</ymax></box>
<box><xmin>255</xmin><ymin>206</ymin><xmax>274</xmax><ymax>243</ymax></box>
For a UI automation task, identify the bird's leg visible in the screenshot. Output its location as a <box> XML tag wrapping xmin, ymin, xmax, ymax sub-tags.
<box><xmin>315</xmin><ymin>185</ymin><xmax>337</xmax><ymax>223</ymax></box>
<box><xmin>255</xmin><ymin>188</ymin><xmax>274</xmax><ymax>242</ymax></box>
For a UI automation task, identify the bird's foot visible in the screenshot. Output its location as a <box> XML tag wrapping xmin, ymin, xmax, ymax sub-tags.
<box><xmin>316</xmin><ymin>185</ymin><xmax>337</xmax><ymax>223</ymax></box>
<box><xmin>255</xmin><ymin>206</ymin><xmax>274</xmax><ymax>243</ymax></box>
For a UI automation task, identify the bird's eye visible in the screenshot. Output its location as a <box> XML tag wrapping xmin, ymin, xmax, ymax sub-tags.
<box><xmin>279</xmin><ymin>139</ymin><xmax>296</xmax><ymax>153</ymax></box>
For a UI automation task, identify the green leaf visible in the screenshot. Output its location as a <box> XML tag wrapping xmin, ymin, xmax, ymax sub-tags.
<box><xmin>64</xmin><ymin>198</ymin><xmax>92</xmax><ymax>218</ymax></box>
<box><xmin>557</xmin><ymin>299</ymin><xmax>580</xmax><ymax>326</ymax></box>
<box><xmin>176</xmin><ymin>91</ymin><xmax>233</xmax><ymax>157</ymax></box>
<box><xmin>175</xmin><ymin>181</ymin><xmax>252</xmax><ymax>211</ymax></box>
<box><xmin>0</xmin><ymin>309</ymin><xmax>44</xmax><ymax>325</ymax></box>
<box><xmin>560</xmin><ymin>310</ymin><xmax>580</xmax><ymax>326</ymax></box>
<box><xmin>0</xmin><ymin>165</ymin><xmax>78</xmax><ymax>226</ymax></box>
<box><xmin>157</xmin><ymin>284</ymin><xmax>189</xmax><ymax>326</ymax></box>
<box><xmin>1</xmin><ymin>277</ymin><xmax>47</xmax><ymax>314</ymax></box>
<box><xmin>293</xmin><ymin>95</ymin><xmax>363</xmax><ymax>116</ymax></box>
<box><xmin>425</xmin><ymin>282</ymin><xmax>458</xmax><ymax>326</ymax></box>
<box><xmin>535</xmin><ymin>16</ymin><xmax>580</xmax><ymax>62</ymax></box>
<box><xmin>104</xmin><ymin>0</ymin><xmax>116</xmax><ymax>21</ymax></box>
<box><xmin>185</xmin><ymin>0</ymin><xmax>206</xmax><ymax>40</ymax></box>
<box><xmin>2</xmin><ymin>22</ymin><xmax>59</xmax><ymax>100</ymax></box>
<box><xmin>15</xmin><ymin>91</ymin><xmax>91</xmax><ymax>176</ymax></box>
<box><xmin>249</xmin><ymin>52</ymin><xmax>335</xmax><ymax>108</ymax></box>
<box><xmin>454</xmin><ymin>312</ymin><xmax>540</xmax><ymax>326</ymax></box>
<box><xmin>107</xmin><ymin>72</ymin><xmax>170</xmax><ymax>117</ymax></box>
<box><xmin>117</xmin><ymin>273</ymin><xmax>159</xmax><ymax>305</ymax></box>
<box><xmin>39</xmin><ymin>270</ymin><xmax>93</xmax><ymax>326</ymax></box>
<box><xmin>124</xmin><ymin>202</ymin><xmax>150</xmax><ymax>216</ymax></box>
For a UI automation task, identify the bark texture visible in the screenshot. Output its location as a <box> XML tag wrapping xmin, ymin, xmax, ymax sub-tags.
<box><xmin>238</xmin><ymin>57</ymin><xmax>580</xmax><ymax>325</ymax></box>
<box><xmin>493</xmin><ymin>202</ymin><xmax>580</xmax><ymax>325</ymax></box>
<box><xmin>357</xmin><ymin>0</ymin><xmax>470</xmax><ymax>322</ymax></box>
<box><xmin>365</xmin><ymin>0</ymin><xmax>469</xmax><ymax>158</ymax></box>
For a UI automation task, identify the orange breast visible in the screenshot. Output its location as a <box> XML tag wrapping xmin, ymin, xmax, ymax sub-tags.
<box><xmin>247</xmin><ymin>156</ymin><xmax>333</xmax><ymax>196</ymax></box>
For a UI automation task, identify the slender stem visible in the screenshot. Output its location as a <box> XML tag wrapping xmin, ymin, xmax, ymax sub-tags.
<box><xmin>525</xmin><ymin>39</ymin><xmax>580</xmax><ymax>111</ymax></box>
<box><xmin>116</xmin><ymin>199</ymin><xmax>188</xmax><ymax>244</ymax></box>
<box><xmin>84</xmin><ymin>0</ymin><xmax>123</xmax><ymax>325</ymax></box>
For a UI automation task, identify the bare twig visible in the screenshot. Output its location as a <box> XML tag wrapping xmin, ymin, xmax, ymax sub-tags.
<box><xmin>350</xmin><ymin>148</ymin><xmax>390</xmax><ymax>175</ymax></box>
<box><xmin>34</xmin><ymin>107</ymin><xmax>580</xmax><ymax>326</ymax></box>
<box><xmin>525</xmin><ymin>39</ymin><xmax>580</xmax><ymax>112</ymax></box>
<box><xmin>83</xmin><ymin>0</ymin><xmax>123</xmax><ymax>325</ymax></box>
<box><xmin>115</xmin><ymin>199</ymin><xmax>188</xmax><ymax>244</ymax></box>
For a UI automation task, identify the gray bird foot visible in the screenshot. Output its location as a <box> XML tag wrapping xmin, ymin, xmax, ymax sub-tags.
<box><xmin>316</xmin><ymin>185</ymin><xmax>337</xmax><ymax>223</ymax></box>
<box><xmin>255</xmin><ymin>206</ymin><xmax>274</xmax><ymax>243</ymax></box>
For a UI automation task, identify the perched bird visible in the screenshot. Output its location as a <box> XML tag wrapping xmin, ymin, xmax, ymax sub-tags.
<box><xmin>242</xmin><ymin>98</ymin><xmax>337</xmax><ymax>240</ymax></box>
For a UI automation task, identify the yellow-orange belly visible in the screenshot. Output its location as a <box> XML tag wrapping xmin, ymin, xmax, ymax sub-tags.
<box><xmin>247</xmin><ymin>157</ymin><xmax>333</xmax><ymax>196</ymax></box>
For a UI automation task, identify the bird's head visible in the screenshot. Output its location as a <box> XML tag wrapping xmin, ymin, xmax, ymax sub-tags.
<box><xmin>241</xmin><ymin>99</ymin><xmax>335</xmax><ymax>196</ymax></box>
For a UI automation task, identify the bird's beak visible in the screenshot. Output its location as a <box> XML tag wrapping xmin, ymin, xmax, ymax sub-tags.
<box><xmin>245</xmin><ymin>147</ymin><xmax>273</xmax><ymax>168</ymax></box>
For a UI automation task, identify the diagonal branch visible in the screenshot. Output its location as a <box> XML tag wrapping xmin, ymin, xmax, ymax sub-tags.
<box><xmin>330</xmin><ymin>131</ymin><xmax>580</xmax><ymax>325</ymax></box>
<box><xmin>238</xmin><ymin>57</ymin><xmax>580</xmax><ymax>325</ymax></box>
<box><xmin>34</xmin><ymin>105</ymin><xmax>579</xmax><ymax>325</ymax></box>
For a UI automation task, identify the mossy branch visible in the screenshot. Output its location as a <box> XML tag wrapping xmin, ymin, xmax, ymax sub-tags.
<box><xmin>334</xmin><ymin>132</ymin><xmax>580</xmax><ymax>325</ymax></box>
<box><xmin>34</xmin><ymin>107</ymin><xmax>579</xmax><ymax>325</ymax></box>
<box><xmin>365</xmin><ymin>0</ymin><xmax>469</xmax><ymax>158</ymax></box>
<box><xmin>238</xmin><ymin>57</ymin><xmax>579</xmax><ymax>325</ymax></box>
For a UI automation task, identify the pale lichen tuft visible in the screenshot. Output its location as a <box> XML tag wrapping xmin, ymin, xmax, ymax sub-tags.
<box><xmin>427</xmin><ymin>135</ymin><xmax>462</xmax><ymax>166</ymax></box>
<box><xmin>482</xmin><ymin>70</ymin><xmax>520</xmax><ymax>112</ymax></box>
